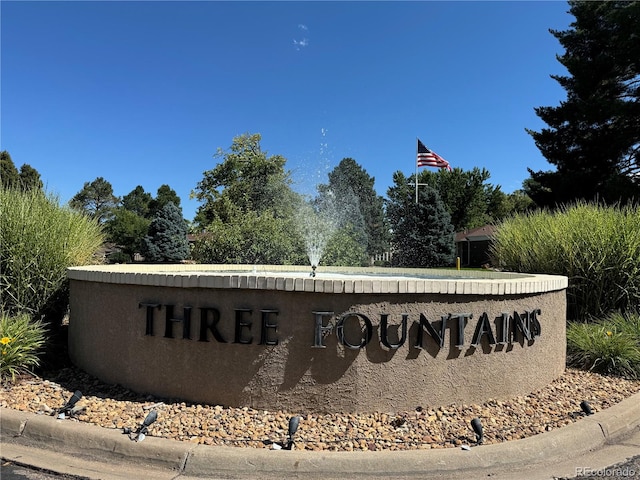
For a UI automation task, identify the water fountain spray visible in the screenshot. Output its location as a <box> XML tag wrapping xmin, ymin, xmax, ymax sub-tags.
<box><xmin>295</xmin><ymin>195</ymin><xmax>340</xmax><ymax>275</ymax></box>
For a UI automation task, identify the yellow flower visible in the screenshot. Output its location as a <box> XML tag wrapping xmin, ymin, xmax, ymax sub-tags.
<box><xmin>606</xmin><ymin>331</ymin><xmax>613</xmax><ymax>337</ymax></box>
<box><xmin>0</xmin><ymin>337</ymin><xmax>11</xmax><ymax>345</ymax></box>
<box><xmin>1</xmin><ymin>350</ymin><xmax>5</xmax><ymax>355</ymax></box>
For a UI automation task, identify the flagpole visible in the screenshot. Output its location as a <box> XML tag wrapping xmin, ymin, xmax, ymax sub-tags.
<box><xmin>415</xmin><ymin>137</ymin><xmax>419</xmax><ymax>204</ymax></box>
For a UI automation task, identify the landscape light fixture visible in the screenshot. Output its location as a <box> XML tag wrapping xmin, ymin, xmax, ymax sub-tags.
<box><xmin>270</xmin><ymin>415</ymin><xmax>301</xmax><ymax>450</ymax></box>
<box><xmin>124</xmin><ymin>410</ymin><xmax>158</xmax><ymax>442</ymax></box>
<box><xmin>285</xmin><ymin>416</ymin><xmax>301</xmax><ymax>450</ymax></box>
<box><xmin>54</xmin><ymin>390</ymin><xmax>83</xmax><ymax>419</ymax></box>
<box><xmin>580</xmin><ymin>400</ymin><xmax>593</xmax><ymax>416</ymax></box>
<box><xmin>471</xmin><ymin>417</ymin><xmax>484</xmax><ymax>445</ymax></box>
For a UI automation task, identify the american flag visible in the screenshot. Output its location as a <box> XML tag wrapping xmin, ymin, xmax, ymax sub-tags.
<box><xmin>417</xmin><ymin>139</ymin><xmax>452</xmax><ymax>171</ymax></box>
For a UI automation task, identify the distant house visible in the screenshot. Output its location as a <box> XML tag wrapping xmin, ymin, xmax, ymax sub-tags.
<box><xmin>95</xmin><ymin>242</ymin><xmax>118</xmax><ymax>263</ymax></box>
<box><xmin>187</xmin><ymin>233</ymin><xmax>199</xmax><ymax>247</ymax></box>
<box><xmin>455</xmin><ymin>225</ymin><xmax>497</xmax><ymax>268</ymax></box>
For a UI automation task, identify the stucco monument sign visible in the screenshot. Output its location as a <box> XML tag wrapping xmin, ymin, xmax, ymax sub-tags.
<box><xmin>68</xmin><ymin>264</ymin><xmax>568</xmax><ymax>414</ymax></box>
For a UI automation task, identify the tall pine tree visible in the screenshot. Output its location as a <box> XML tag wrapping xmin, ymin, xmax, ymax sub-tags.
<box><xmin>317</xmin><ymin>158</ymin><xmax>389</xmax><ymax>259</ymax></box>
<box><xmin>526</xmin><ymin>1</ymin><xmax>640</xmax><ymax>206</ymax></box>
<box><xmin>69</xmin><ymin>177</ymin><xmax>119</xmax><ymax>223</ymax></box>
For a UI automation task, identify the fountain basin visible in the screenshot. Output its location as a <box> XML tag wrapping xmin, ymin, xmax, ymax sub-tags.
<box><xmin>68</xmin><ymin>264</ymin><xmax>568</xmax><ymax>413</ymax></box>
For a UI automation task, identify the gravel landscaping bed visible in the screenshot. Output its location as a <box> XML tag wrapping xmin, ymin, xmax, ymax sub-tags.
<box><xmin>1</xmin><ymin>367</ymin><xmax>639</xmax><ymax>452</ymax></box>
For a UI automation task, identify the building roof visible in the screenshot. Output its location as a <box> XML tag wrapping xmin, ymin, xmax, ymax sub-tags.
<box><xmin>455</xmin><ymin>224</ymin><xmax>497</xmax><ymax>243</ymax></box>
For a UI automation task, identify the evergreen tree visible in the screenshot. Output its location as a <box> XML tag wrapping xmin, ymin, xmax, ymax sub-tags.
<box><xmin>317</xmin><ymin>158</ymin><xmax>389</xmax><ymax>259</ymax></box>
<box><xmin>149</xmin><ymin>184</ymin><xmax>181</xmax><ymax>218</ymax></box>
<box><xmin>1</xmin><ymin>151</ymin><xmax>43</xmax><ymax>191</ymax></box>
<box><xmin>1</xmin><ymin>151</ymin><xmax>20</xmax><ymax>189</ymax></box>
<box><xmin>142</xmin><ymin>202</ymin><xmax>189</xmax><ymax>263</ymax></box>
<box><xmin>121</xmin><ymin>185</ymin><xmax>152</xmax><ymax>218</ymax></box>
<box><xmin>386</xmin><ymin>172</ymin><xmax>455</xmax><ymax>267</ymax></box>
<box><xmin>526</xmin><ymin>1</ymin><xmax>640</xmax><ymax>206</ymax></box>
<box><xmin>18</xmin><ymin>164</ymin><xmax>44</xmax><ymax>191</ymax></box>
<box><xmin>69</xmin><ymin>177</ymin><xmax>119</xmax><ymax>222</ymax></box>
<box><xmin>107</xmin><ymin>185</ymin><xmax>183</xmax><ymax>262</ymax></box>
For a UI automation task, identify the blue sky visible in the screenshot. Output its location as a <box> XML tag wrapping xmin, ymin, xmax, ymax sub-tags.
<box><xmin>2</xmin><ymin>1</ymin><xmax>573</xmax><ymax>221</ymax></box>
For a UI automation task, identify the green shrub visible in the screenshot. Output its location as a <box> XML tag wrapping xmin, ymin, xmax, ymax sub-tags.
<box><xmin>321</xmin><ymin>226</ymin><xmax>369</xmax><ymax>267</ymax></box>
<box><xmin>490</xmin><ymin>202</ymin><xmax>640</xmax><ymax>320</ymax></box>
<box><xmin>0</xmin><ymin>188</ymin><xmax>104</xmax><ymax>323</ymax></box>
<box><xmin>192</xmin><ymin>210</ymin><xmax>306</xmax><ymax>265</ymax></box>
<box><xmin>567</xmin><ymin>311</ymin><xmax>640</xmax><ymax>379</ymax></box>
<box><xmin>0</xmin><ymin>312</ymin><xmax>47</xmax><ymax>382</ymax></box>
<box><xmin>107</xmin><ymin>251</ymin><xmax>132</xmax><ymax>264</ymax></box>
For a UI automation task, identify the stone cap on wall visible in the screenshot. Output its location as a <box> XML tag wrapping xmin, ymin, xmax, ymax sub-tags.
<box><xmin>68</xmin><ymin>264</ymin><xmax>568</xmax><ymax>296</ymax></box>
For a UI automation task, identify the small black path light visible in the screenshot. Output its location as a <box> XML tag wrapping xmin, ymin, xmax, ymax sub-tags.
<box><xmin>124</xmin><ymin>410</ymin><xmax>158</xmax><ymax>442</ymax></box>
<box><xmin>285</xmin><ymin>416</ymin><xmax>301</xmax><ymax>450</ymax></box>
<box><xmin>269</xmin><ymin>415</ymin><xmax>302</xmax><ymax>450</ymax></box>
<box><xmin>471</xmin><ymin>417</ymin><xmax>484</xmax><ymax>445</ymax></box>
<box><xmin>54</xmin><ymin>390</ymin><xmax>83</xmax><ymax>419</ymax></box>
<box><xmin>580</xmin><ymin>400</ymin><xmax>593</xmax><ymax>416</ymax></box>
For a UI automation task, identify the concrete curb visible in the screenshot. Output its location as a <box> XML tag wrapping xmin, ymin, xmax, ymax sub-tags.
<box><xmin>2</xmin><ymin>391</ymin><xmax>640</xmax><ymax>478</ymax></box>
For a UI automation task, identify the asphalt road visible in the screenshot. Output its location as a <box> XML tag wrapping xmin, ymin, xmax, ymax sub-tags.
<box><xmin>2</xmin><ymin>456</ymin><xmax>640</xmax><ymax>480</ymax></box>
<box><xmin>558</xmin><ymin>455</ymin><xmax>640</xmax><ymax>480</ymax></box>
<box><xmin>1</xmin><ymin>461</ymin><xmax>88</xmax><ymax>480</ymax></box>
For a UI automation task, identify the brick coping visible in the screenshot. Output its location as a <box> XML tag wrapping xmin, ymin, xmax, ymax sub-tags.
<box><xmin>68</xmin><ymin>265</ymin><xmax>568</xmax><ymax>295</ymax></box>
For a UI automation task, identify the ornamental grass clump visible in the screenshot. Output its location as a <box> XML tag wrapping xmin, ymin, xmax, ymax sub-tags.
<box><xmin>0</xmin><ymin>187</ymin><xmax>104</xmax><ymax>324</ymax></box>
<box><xmin>0</xmin><ymin>312</ymin><xmax>47</xmax><ymax>382</ymax></box>
<box><xmin>490</xmin><ymin>202</ymin><xmax>640</xmax><ymax>320</ymax></box>
<box><xmin>567</xmin><ymin>311</ymin><xmax>640</xmax><ymax>379</ymax></box>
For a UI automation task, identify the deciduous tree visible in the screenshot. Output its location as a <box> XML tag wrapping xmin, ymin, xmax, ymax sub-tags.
<box><xmin>415</xmin><ymin>167</ymin><xmax>505</xmax><ymax>231</ymax></box>
<box><xmin>106</xmin><ymin>208</ymin><xmax>151</xmax><ymax>261</ymax></box>
<box><xmin>191</xmin><ymin>133</ymin><xmax>304</xmax><ymax>264</ymax></box>
<box><xmin>192</xmin><ymin>133</ymin><xmax>298</xmax><ymax>227</ymax></box>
